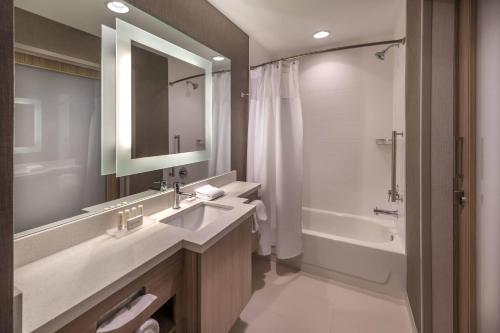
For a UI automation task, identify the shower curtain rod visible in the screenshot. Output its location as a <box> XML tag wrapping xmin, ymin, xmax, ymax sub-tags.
<box><xmin>169</xmin><ymin>69</ymin><xmax>230</xmax><ymax>86</ymax></box>
<box><xmin>250</xmin><ymin>37</ymin><xmax>406</xmax><ymax>69</ymax></box>
<box><xmin>169</xmin><ymin>37</ymin><xmax>405</xmax><ymax>85</ymax></box>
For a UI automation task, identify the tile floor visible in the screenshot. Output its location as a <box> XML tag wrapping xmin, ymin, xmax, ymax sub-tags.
<box><xmin>230</xmin><ymin>256</ymin><xmax>415</xmax><ymax>333</ymax></box>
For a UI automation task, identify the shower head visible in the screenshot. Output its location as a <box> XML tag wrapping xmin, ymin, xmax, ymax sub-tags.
<box><xmin>186</xmin><ymin>80</ymin><xmax>199</xmax><ymax>90</ymax></box>
<box><xmin>374</xmin><ymin>43</ymin><xmax>400</xmax><ymax>61</ymax></box>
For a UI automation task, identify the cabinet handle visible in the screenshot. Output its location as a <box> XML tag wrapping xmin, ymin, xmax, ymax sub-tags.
<box><xmin>96</xmin><ymin>294</ymin><xmax>158</xmax><ymax>333</ymax></box>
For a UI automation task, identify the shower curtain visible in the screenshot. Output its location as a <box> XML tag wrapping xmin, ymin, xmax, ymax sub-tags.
<box><xmin>247</xmin><ymin>61</ymin><xmax>303</xmax><ymax>259</ymax></box>
<box><xmin>209</xmin><ymin>71</ymin><xmax>231</xmax><ymax>176</ymax></box>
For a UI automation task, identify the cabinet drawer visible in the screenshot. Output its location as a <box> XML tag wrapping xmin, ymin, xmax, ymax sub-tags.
<box><xmin>57</xmin><ymin>250</ymin><xmax>183</xmax><ymax>333</ymax></box>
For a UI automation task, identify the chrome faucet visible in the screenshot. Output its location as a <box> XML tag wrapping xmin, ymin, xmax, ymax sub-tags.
<box><xmin>173</xmin><ymin>182</ymin><xmax>194</xmax><ymax>209</ymax></box>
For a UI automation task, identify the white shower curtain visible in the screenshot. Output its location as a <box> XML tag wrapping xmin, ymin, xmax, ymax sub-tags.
<box><xmin>209</xmin><ymin>71</ymin><xmax>231</xmax><ymax>176</ymax></box>
<box><xmin>247</xmin><ymin>61</ymin><xmax>303</xmax><ymax>259</ymax></box>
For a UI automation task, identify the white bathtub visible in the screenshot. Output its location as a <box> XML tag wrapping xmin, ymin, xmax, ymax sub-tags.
<box><xmin>301</xmin><ymin>207</ymin><xmax>406</xmax><ymax>297</ymax></box>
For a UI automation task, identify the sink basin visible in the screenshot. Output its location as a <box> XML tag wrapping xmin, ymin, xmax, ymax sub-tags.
<box><xmin>160</xmin><ymin>203</ymin><xmax>233</xmax><ymax>231</ymax></box>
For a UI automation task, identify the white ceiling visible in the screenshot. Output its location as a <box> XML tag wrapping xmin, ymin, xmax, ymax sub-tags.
<box><xmin>207</xmin><ymin>0</ymin><xmax>405</xmax><ymax>58</ymax></box>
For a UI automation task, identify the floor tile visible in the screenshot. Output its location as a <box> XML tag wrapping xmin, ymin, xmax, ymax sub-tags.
<box><xmin>231</xmin><ymin>256</ymin><xmax>414</xmax><ymax>333</ymax></box>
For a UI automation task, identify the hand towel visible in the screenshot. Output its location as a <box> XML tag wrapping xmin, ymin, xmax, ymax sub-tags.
<box><xmin>135</xmin><ymin>318</ymin><xmax>160</xmax><ymax>333</ymax></box>
<box><xmin>96</xmin><ymin>294</ymin><xmax>158</xmax><ymax>333</ymax></box>
<box><xmin>195</xmin><ymin>184</ymin><xmax>225</xmax><ymax>200</ymax></box>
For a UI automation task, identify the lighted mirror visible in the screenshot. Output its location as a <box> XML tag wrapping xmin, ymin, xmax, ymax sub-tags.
<box><xmin>103</xmin><ymin>19</ymin><xmax>213</xmax><ymax>177</ymax></box>
<box><xmin>13</xmin><ymin>0</ymin><xmax>231</xmax><ymax>236</ymax></box>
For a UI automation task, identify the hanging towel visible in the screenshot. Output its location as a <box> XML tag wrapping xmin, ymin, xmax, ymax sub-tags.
<box><xmin>195</xmin><ymin>184</ymin><xmax>225</xmax><ymax>200</ymax></box>
<box><xmin>250</xmin><ymin>199</ymin><xmax>268</xmax><ymax>222</ymax></box>
<box><xmin>249</xmin><ymin>200</ymin><xmax>271</xmax><ymax>252</ymax></box>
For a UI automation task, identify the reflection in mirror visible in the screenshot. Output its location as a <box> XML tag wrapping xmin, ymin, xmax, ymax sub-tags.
<box><xmin>131</xmin><ymin>42</ymin><xmax>207</xmax><ymax>158</ymax></box>
<box><xmin>13</xmin><ymin>0</ymin><xmax>231</xmax><ymax>237</ymax></box>
<box><xmin>14</xmin><ymin>65</ymin><xmax>105</xmax><ymax>234</ymax></box>
<box><xmin>14</xmin><ymin>97</ymin><xmax>42</xmax><ymax>154</ymax></box>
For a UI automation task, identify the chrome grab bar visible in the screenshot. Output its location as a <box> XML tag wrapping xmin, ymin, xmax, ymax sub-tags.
<box><xmin>374</xmin><ymin>207</ymin><xmax>399</xmax><ymax>217</ymax></box>
<box><xmin>389</xmin><ymin>130</ymin><xmax>404</xmax><ymax>202</ymax></box>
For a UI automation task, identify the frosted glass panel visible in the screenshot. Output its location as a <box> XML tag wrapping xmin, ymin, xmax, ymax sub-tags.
<box><xmin>14</xmin><ymin>65</ymin><xmax>106</xmax><ymax>233</ymax></box>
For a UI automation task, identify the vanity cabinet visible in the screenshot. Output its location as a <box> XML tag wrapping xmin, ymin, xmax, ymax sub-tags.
<box><xmin>55</xmin><ymin>217</ymin><xmax>252</xmax><ymax>333</ymax></box>
<box><xmin>56</xmin><ymin>251</ymin><xmax>184</xmax><ymax>333</ymax></box>
<box><xmin>184</xmin><ymin>218</ymin><xmax>253</xmax><ymax>333</ymax></box>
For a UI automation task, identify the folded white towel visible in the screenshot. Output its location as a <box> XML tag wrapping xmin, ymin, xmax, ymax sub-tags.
<box><xmin>135</xmin><ymin>318</ymin><xmax>160</xmax><ymax>333</ymax></box>
<box><xmin>195</xmin><ymin>184</ymin><xmax>225</xmax><ymax>201</ymax></box>
<box><xmin>96</xmin><ymin>294</ymin><xmax>158</xmax><ymax>333</ymax></box>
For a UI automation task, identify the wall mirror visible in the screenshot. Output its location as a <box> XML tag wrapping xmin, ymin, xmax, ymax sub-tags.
<box><xmin>13</xmin><ymin>0</ymin><xmax>231</xmax><ymax>236</ymax></box>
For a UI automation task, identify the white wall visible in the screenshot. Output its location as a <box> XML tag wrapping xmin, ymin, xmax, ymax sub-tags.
<box><xmin>300</xmin><ymin>45</ymin><xmax>402</xmax><ymax>221</ymax></box>
<box><xmin>477</xmin><ymin>0</ymin><xmax>500</xmax><ymax>331</ymax></box>
<box><xmin>392</xmin><ymin>2</ymin><xmax>406</xmax><ymax>248</ymax></box>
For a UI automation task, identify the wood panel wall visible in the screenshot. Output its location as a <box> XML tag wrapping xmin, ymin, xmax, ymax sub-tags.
<box><xmin>430</xmin><ymin>1</ymin><xmax>456</xmax><ymax>332</ymax></box>
<box><xmin>405</xmin><ymin>0</ymin><xmax>424</xmax><ymax>330</ymax></box>
<box><xmin>127</xmin><ymin>0</ymin><xmax>250</xmax><ymax>181</ymax></box>
<box><xmin>0</xmin><ymin>0</ymin><xmax>14</xmax><ymax>331</ymax></box>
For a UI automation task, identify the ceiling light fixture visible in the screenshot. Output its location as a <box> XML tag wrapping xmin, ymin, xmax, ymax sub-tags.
<box><xmin>313</xmin><ymin>30</ymin><xmax>331</xmax><ymax>39</ymax></box>
<box><xmin>106</xmin><ymin>1</ymin><xmax>130</xmax><ymax>14</ymax></box>
<box><xmin>213</xmin><ymin>56</ymin><xmax>225</xmax><ymax>61</ymax></box>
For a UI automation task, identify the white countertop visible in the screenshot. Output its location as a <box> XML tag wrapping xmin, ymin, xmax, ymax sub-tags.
<box><xmin>14</xmin><ymin>181</ymin><xmax>260</xmax><ymax>333</ymax></box>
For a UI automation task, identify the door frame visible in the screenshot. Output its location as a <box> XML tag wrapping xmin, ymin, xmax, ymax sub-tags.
<box><xmin>0</xmin><ymin>0</ymin><xmax>14</xmax><ymax>331</ymax></box>
<box><xmin>456</xmin><ymin>0</ymin><xmax>476</xmax><ymax>331</ymax></box>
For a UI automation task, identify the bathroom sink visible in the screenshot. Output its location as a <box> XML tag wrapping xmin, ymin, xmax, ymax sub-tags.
<box><xmin>160</xmin><ymin>203</ymin><xmax>233</xmax><ymax>231</ymax></box>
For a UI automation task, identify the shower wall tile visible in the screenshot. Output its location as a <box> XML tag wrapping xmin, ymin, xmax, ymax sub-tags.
<box><xmin>300</xmin><ymin>46</ymin><xmax>397</xmax><ymax>221</ymax></box>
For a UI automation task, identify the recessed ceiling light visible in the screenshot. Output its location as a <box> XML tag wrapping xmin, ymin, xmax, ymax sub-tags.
<box><xmin>213</xmin><ymin>56</ymin><xmax>225</xmax><ymax>61</ymax></box>
<box><xmin>106</xmin><ymin>1</ymin><xmax>129</xmax><ymax>14</ymax></box>
<box><xmin>313</xmin><ymin>31</ymin><xmax>331</xmax><ymax>39</ymax></box>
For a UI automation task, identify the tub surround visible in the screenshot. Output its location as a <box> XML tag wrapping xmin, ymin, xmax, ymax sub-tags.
<box><xmin>301</xmin><ymin>207</ymin><xmax>405</xmax><ymax>297</ymax></box>
<box><xmin>14</xmin><ymin>173</ymin><xmax>260</xmax><ymax>333</ymax></box>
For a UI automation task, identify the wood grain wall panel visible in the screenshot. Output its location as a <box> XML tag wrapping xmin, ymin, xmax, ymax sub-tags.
<box><xmin>405</xmin><ymin>0</ymin><xmax>423</xmax><ymax>330</ymax></box>
<box><xmin>127</xmin><ymin>0</ymin><xmax>250</xmax><ymax>180</ymax></box>
<box><xmin>421</xmin><ymin>1</ymin><xmax>434</xmax><ymax>332</ymax></box>
<box><xmin>14</xmin><ymin>8</ymin><xmax>100</xmax><ymax>64</ymax></box>
<box><xmin>0</xmin><ymin>0</ymin><xmax>14</xmax><ymax>331</ymax></box>
<box><xmin>181</xmin><ymin>251</ymin><xmax>201</xmax><ymax>332</ymax></box>
<box><xmin>199</xmin><ymin>219</ymin><xmax>252</xmax><ymax>333</ymax></box>
<box><xmin>15</xmin><ymin>52</ymin><xmax>100</xmax><ymax>79</ymax></box>
<box><xmin>430</xmin><ymin>2</ymin><xmax>456</xmax><ymax>332</ymax></box>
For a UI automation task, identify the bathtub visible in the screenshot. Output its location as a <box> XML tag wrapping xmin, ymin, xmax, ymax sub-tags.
<box><xmin>300</xmin><ymin>207</ymin><xmax>406</xmax><ymax>297</ymax></box>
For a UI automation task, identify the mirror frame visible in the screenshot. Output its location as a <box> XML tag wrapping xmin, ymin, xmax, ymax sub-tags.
<box><xmin>102</xmin><ymin>19</ymin><xmax>213</xmax><ymax>177</ymax></box>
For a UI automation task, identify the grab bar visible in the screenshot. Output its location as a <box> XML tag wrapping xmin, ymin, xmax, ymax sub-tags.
<box><xmin>168</xmin><ymin>135</ymin><xmax>181</xmax><ymax>177</ymax></box>
<box><xmin>374</xmin><ymin>207</ymin><xmax>399</xmax><ymax>217</ymax></box>
<box><xmin>389</xmin><ymin>130</ymin><xmax>404</xmax><ymax>202</ymax></box>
